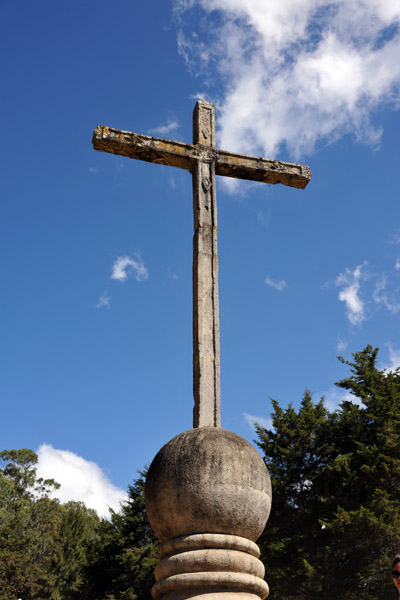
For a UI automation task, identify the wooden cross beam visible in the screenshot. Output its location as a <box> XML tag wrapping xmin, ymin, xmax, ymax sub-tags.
<box><xmin>92</xmin><ymin>101</ymin><xmax>311</xmax><ymax>429</ymax></box>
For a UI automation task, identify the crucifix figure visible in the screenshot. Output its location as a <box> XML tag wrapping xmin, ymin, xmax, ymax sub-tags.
<box><xmin>92</xmin><ymin>101</ymin><xmax>311</xmax><ymax>429</ymax></box>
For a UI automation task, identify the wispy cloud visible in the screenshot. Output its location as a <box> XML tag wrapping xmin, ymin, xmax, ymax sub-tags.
<box><xmin>373</xmin><ymin>274</ymin><xmax>400</xmax><ymax>314</ymax></box>
<box><xmin>395</xmin><ymin>258</ymin><xmax>400</xmax><ymax>271</ymax></box>
<box><xmin>244</xmin><ymin>412</ymin><xmax>273</xmax><ymax>431</ymax></box>
<box><xmin>148</xmin><ymin>118</ymin><xmax>180</xmax><ymax>137</ymax></box>
<box><xmin>321</xmin><ymin>388</ymin><xmax>363</xmax><ymax>412</ymax></box>
<box><xmin>111</xmin><ymin>255</ymin><xmax>148</xmax><ymax>282</ymax></box>
<box><xmin>169</xmin><ymin>172</ymin><xmax>177</xmax><ymax>189</ymax></box>
<box><xmin>167</xmin><ymin>270</ymin><xmax>179</xmax><ymax>281</ymax></box>
<box><xmin>175</xmin><ymin>1</ymin><xmax>400</xmax><ymax>160</ymax></box>
<box><xmin>265</xmin><ymin>276</ymin><xmax>287</xmax><ymax>291</ymax></box>
<box><xmin>389</xmin><ymin>230</ymin><xmax>400</xmax><ymax>245</ymax></box>
<box><xmin>335</xmin><ymin>263</ymin><xmax>367</xmax><ymax>325</ymax></box>
<box><xmin>381</xmin><ymin>343</ymin><xmax>400</xmax><ymax>372</ymax></box>
<box><xmin>256</xmin><ymin>209</ymin><xmax>268</xmax><ymax>227</ymax></box>
<box><xmin>36</xmin><ymin>444</ymin><xmax>127</xmax><ymax>519</ymax></box>
<box><xmin>337</xmin><ymin>338</ymin><xmax>348</xmax><ymax>353</ymax></box>
<box><xmin>95</xmin><ymin>293</ymin><xmax>111</xmax><ymax>309</ymax></box>
<box><xmin>190</xmin><ymin>91</ymin><xmax>209</xmax><ymax>101</ymax></box>
<box><xmin>89</xmin><ymin>167</ymin><xmax>99</xmax><ymax>175</ymax></box>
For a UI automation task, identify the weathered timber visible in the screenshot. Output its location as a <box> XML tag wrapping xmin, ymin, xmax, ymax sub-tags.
<box><xmin>192</xmin><ymin>101</ymin><xmax>220</xmax><ymax>427</ymax></box>
<box><xmin>92</xmin><ymin>101</ymin><xmax>312</xmax><ymax>429</ymax></box>
<box><xmin>92</xmin><ymin>125</ymin><xmax>311</xmax><ymax>190</ymax></box>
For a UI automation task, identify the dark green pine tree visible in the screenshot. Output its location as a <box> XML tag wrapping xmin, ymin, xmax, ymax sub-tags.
<box><xmin>321</xmin><ymin>346</ymin><xmax>400</xmax><ymax>599</ymax></box>
<box><xmin>256</xmin><ymin>346</ymin><xmax>400</xmax><ymax>600</ymax></box>
<box><xmin>256</xmin><ymin>391</ymin><xmax>337</xmax><ymax>599</ymax></box>
<box><xmin>83</xmin><ymin>470</ymin><xmax>159</xmax><ymax>600</ymax></box>
<box><xmin>53</xmin><ymin>501</ymin><xmax>100</xmax><ymax>599</ymax></box>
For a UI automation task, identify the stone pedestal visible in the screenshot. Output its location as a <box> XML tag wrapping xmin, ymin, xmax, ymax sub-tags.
<box><xmin>145</xmin><ymin>427</ymin><xmax>272</xmax><ymax>600</ymax></box>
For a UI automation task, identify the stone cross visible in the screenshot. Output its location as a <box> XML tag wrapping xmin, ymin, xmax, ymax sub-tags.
<box><xmin>92</xmin><ymin>101</ymin><xmax>311</xmax><ymax>429</ymax></box>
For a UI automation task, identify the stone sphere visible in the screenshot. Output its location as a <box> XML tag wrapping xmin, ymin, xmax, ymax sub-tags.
<box><xmin>145</xmin><ymin>427</ymin><xmax>272</xmax><ymax>543</ymax></box>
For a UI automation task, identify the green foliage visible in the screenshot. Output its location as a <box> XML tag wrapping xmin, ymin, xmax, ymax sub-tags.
<box><xmin>0</xmin><ymin>449</ymin><xmax>99</xmax><ymax>600</ymax></box>
<box><xmin>84</xmin><ymin>470</ymin><xmax>159</xmax><ymax>600</ymax></box>
<box><xmin>0</xmin><ymin>449</ymin><xmax>61</xmax><ymax>599</ymax></box>
<box><xmin>4</xmin><ymin>345</ymin><xmax>399</xmax><ymax>600</ymax></box>
<box><xmin>0</xmin><ymin>449</ymin><xmax>157</xmax><ymax>599</ymax></box>
<box><xmin>257</xmin><ymin>345</ymin><xmax>400</xmax><ymax>600</ymax></box>
<box><xmin>53</xmin><ymin>501</ymin><xmax>100</xmax><ymax>599</ymax></box>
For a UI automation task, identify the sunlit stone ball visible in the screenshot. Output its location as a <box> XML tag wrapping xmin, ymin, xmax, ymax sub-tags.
<box><xmin>145</xmin><ymin>427</ymin><xmax>272</xmax><ymax>544</ymax></box>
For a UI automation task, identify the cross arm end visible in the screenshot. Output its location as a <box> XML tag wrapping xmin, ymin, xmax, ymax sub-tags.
<box><xmin>215</xmin><ymin>151</ymin><xmax>312</xmax><ymax>189</ymax></box>
<box><xmin>92</xmin><ymin>125</ymin><xmax>196</xmax><ymax>171</ymax></box>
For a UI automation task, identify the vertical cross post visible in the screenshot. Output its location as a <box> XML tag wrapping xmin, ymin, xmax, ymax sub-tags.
<box><xmin>192</xmin><ymin>101</ymin><xmax>220</xmax><ymax>428</ymax></box>
<box><xmin>92</xmin><ymin>101</ymin><xmax>311</xmax><ymax>432</ymax></box>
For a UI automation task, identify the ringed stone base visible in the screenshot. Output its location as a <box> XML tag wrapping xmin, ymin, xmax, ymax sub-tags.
<box><xmin>152</xmin><ymin>534</ymin><xmax>269</xmax><ymax>600</ymax></box>
<box><xmin>145</xmin><ymin>428</ymin><xmax>272</xmax><ymax>600</ymax></box>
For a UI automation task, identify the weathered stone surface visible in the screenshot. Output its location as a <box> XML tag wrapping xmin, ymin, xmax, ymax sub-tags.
<box><xmin>153</xmin><ymin>573</ymin><xmax>269</xmax><ymax>600</ymax></box>
<box><xmin>145</xmin><ymin>427</ymin><xmax>271</xmax><ymax>543</ymax></box>
<box><xmin>155</xmin><ymin>547</ymin><xmax>264</xmax><ymax>579</ymax></box>
<box><xmin>158</xmin><ymin>533</ymin><xmax>262</xmax><ymax>559</ymax></box>
<box><xmin>152</xmin><ymin>533</ymin><xmax>269</xmax><ymax>600</ymax></box>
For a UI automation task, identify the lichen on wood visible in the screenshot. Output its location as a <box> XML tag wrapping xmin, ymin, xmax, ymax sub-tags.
<box><xmin>92</xmin><ymin>125</ymin><xmax>311</xmax><ymax>189</ymax></box>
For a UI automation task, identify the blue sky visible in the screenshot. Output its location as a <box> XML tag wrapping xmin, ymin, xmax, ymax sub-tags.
<box><xmin>1</xmin><ymin>0</ymin><xmax>400</xmax><ymax>516</ymax></box>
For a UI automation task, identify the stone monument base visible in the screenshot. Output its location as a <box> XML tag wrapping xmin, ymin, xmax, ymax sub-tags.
<box><xmin>152</xmin><ymin>533</ymin><xmax>268</xmax><ymax>600</ymax></box>
<box><xmin>146</xmin><ymin>428</ymin><xmax>272</xmax><ymax>600</ymax></box>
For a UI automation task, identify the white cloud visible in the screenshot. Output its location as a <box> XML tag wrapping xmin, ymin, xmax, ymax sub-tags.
<box><xmin>89</xmin><ymin>167</ymin><xmax>99</xmax><ymax>175</ymax></box>
<box><xmin>168</xmin><ymin>270</ymin><xmax>179</xmax><ymax>280</ymax></box>
<box><xmin>373</xmin><ymin>274</ymin><xmax>400</xmax><ymax>314</ymax></box>
<box><xmin>389</xmin><ymin>230</ymin><xmax>400</xmax><ymax>245</ymax></box>
<box><xmin>95</xmin><ymin>293</ymin><xmax>111</xmax><ymax>309</ymax></box>
<box><xmin>190</xmin><ymin>91</ymin><xmax>209</xmax><ymax>101</ymax></box>
<box><xmin>244</xmin><ymin>412</ymin><xmax>273</xmax><ymax>430</ymax></box>
<box><xmin>36</xmin><ymin>444</ymin><xmax>127</xmax><ymax>519</ymax></box>
<box><xmin>148</xmin><ymin>118</ymin><xmax>180</xmax><ymax>137</ymax></box>
<box><xmin>335</xmin><ymin>263</ymin><xmax>367</xmax><ymax>325</ymax></box>
<box><xmin>395</xmin><ymin>258</ymin><xmax>400</xmax><ymax>271</ymax></box>
<box><xmin>380</xmin><ymin>343</ymin><xmax>400</xmax><ymax>372</ymax></box>
<box><xmin>321</xmin><ymin>387</ymin><xmax>364</xmax><ymax>412</ymax></box>
<box><xmin>175</xmin><ymin>0</ymin><xmax>400</xmax><ymax>160</ymax></box>
<box><xmin>265</xmin><ymin>276</ymin><xmax>287</xmax><ymax>291</ymax></box>
<box><xmin>337</xmin><ymin>338</ymin><xmax>348</xmax><ymax>353</ymax></box>
<box><xmin>256</xmin><ymin>209</ymin><xmax>268</xmax><ymax>226</ymax></box>
<box><xmin>169</xmin><ymin>172</ymin><xmax>177</xmax><ymax>189</ymax></box>
<box><xmin>111</xmin><ymin>255</ymin><xmax>148</xmax><ymax>282</ymax></box>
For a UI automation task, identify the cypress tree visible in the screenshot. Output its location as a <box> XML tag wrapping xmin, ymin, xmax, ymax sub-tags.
<box><xmin>257</xmin><ymin>346</ymin><xmax>400</xmax><ymax>600</ymax></box>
